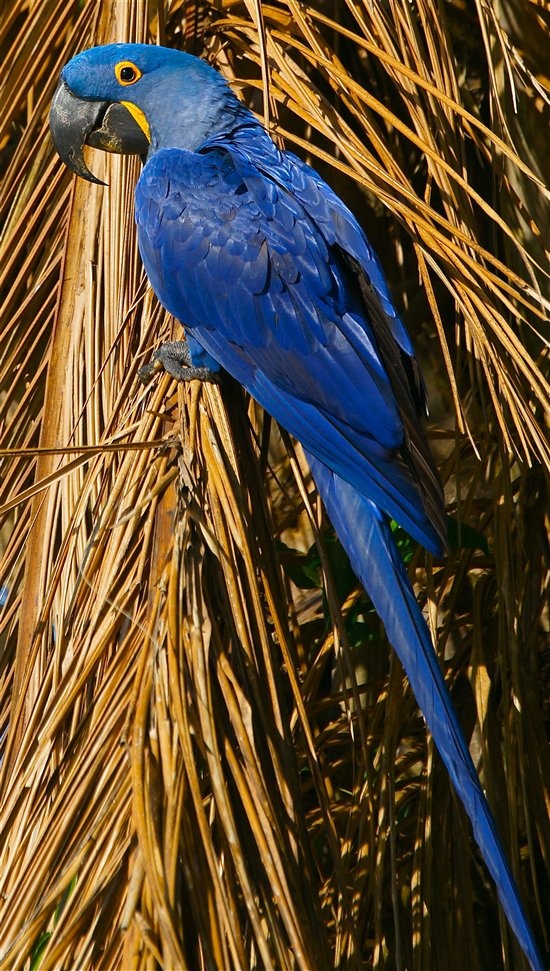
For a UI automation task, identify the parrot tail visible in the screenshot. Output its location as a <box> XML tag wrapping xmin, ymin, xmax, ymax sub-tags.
<box><xmin>306</xmin><ymin>453</ymin><xmax>543</xmax><ymax>971</ymax></box>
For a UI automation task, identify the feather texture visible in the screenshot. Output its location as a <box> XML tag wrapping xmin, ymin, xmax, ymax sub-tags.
<box><xmin>136</xmin><ymin>135</ymin><xmax>446</xmax><ymax>554</ymax></box>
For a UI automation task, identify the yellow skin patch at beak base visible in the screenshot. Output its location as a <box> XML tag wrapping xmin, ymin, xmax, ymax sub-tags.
<box><xmin>120</xmin><ymin>101</ymin><xmax>151</xmax><ymax>143</ymax></box>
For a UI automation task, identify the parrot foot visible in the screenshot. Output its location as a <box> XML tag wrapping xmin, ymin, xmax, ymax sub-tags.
<box><xmin>138</xmin><ymin>341</ymin><xmax>220</xmax><ymax>385</ymax></box>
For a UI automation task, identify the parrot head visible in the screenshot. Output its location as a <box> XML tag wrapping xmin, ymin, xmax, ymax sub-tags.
<box><xmin>50</xmin><ymin>43</ymin><xmax>247</xmax><ymax>184</ymax></box>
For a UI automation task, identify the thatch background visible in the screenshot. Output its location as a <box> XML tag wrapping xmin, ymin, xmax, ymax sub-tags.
<box><xmin>1</xmin><ymin>1</ymin><xmax>548</xmax><ymax>968</ymax></box>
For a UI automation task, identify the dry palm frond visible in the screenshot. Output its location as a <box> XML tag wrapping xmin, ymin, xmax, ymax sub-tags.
<box><xmin>0</xmin><ymin>1</ymin><xmax>548</xmax><ymax>970</ymax></box>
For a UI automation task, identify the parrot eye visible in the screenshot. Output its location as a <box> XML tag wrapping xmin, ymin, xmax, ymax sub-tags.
<box><xmin>115</xmin><ymin>61</ymin><xmax>141</xmax><ymax>85</ymax></box>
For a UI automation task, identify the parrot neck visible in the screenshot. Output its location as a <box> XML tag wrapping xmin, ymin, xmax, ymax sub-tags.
<box><xmin>147</xmin><ymin>82</ymin><xmax>254</xmax><ymax>154</ymax></box>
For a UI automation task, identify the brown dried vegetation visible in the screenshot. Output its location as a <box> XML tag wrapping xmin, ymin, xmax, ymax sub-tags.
<box><xmin>0</xmin><ymin>1</ymin><xmax>548</xmax><ymax>968</ymax></box>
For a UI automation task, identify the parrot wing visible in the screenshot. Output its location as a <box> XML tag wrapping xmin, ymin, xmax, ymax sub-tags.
<box><xmin>135</xmin><ymin>135</ymin><xmax>445</xmax><ymax>553</ymax></box>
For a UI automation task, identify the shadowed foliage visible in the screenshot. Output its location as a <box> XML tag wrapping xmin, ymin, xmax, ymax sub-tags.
<box><xmin>1</xmin><ymin>1</ymin><xmax>548</xmax><ymax>968</ymax></box>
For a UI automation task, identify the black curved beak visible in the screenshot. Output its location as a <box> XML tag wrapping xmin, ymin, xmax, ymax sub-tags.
<box><xmin>49</xmin><ymin>80</ymin><xmax>150</xmax><ymax>185</ymax></box>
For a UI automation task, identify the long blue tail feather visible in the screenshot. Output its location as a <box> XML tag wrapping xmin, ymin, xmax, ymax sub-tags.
<box><xmin>307</xmin><ymin>453</ymin><xmax>543</xmax><ymax>971</ymax></box>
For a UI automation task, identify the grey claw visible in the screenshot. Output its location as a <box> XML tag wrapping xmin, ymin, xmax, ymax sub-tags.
<box><xmin>139</xmin><ymin>341</ymin><xmax>220</xmax><ymax>385</ymax></box>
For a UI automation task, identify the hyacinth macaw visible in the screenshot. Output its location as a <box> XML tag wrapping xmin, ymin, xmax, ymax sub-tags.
<box><xmin>49</xmin><ymin>44</ymin><xmax>542</xmax><ymax>969</ymax></box>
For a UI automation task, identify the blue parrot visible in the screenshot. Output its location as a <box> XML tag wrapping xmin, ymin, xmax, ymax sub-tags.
<box><xmin>49</xmin><ymin>43</ymin><xmax>543</xmax><ymax>970</ymax></box>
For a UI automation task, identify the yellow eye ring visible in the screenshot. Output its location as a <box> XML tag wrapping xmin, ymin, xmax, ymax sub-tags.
<box><xmin>115</xmin><ymin>61</ymin><xmax>142</xmax><ymax>86</ymax></box>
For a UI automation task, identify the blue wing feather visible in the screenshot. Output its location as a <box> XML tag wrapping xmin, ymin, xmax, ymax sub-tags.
<box><xmin>136</xmin><ymin>139</ymin><xmax>444</xmax><ymax>553</ymax></box>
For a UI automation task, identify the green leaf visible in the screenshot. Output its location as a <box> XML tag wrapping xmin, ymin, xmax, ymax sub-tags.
<box><xmin>389</xmin><ymin>521</ymin><xmax>418</xmax><ymax>564</ymax></box>
<box><xmin>446</xmin><ymin>517</ymin><xmax>490</xmax><ymax>555</ymax></box>
<box><xmin>275</xmin><ymin>539</ymin><xmax>322</xmax><ymax>589</ymax></box>
<box><xmin>29</xmin><ymin>933</ymin><xmax>51</xmax><ymax>971</ymax></box>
